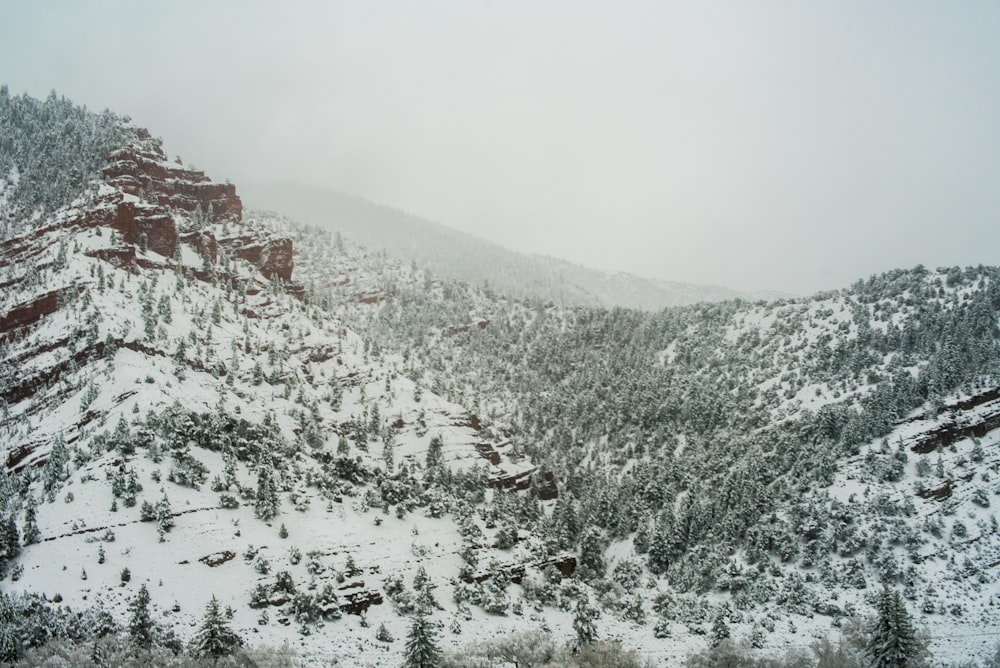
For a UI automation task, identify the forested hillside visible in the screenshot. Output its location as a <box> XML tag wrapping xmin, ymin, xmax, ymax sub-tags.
<box><xmin>288</xmin><ymin>213</ymin><xmax>1000</xmax><ymax>662</ymax></box>
<box><xmin>1</xmin><ymin>90</ymin><xmax>999</xmax><ymax>666</ymax></box>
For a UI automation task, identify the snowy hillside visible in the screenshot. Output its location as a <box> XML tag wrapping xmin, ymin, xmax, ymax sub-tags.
<box><xmin>2</xmin><ymin>89</ymin><xmax>1000</xmax><ymax>667</ymax></box>
<box><xmin>0</xmin><ymin>93</ymin><xmax>576</xmax><ymax>666</ymax></box>
<box><xmin>325</xmin><ymin>239</ymin><xmax>1000</xmax><ymax>664</ymax></box>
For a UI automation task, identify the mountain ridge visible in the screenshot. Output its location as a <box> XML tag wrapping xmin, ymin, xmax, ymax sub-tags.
<box><xmin>241</xmin><ymin>182</ymin><xmax>787</xmax><ymax>310</ymax></box>
<box><xmin>1</xmin><ymin>88</ymin><xmax>999</xmax><ymax>666</ymax></box>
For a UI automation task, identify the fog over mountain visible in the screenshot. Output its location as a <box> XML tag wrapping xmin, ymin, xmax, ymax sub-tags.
<box><xmin>3</xmin><ymin>2</ymin><xmax>1000</xmax><ymax>294</ymax></box>
<box><xmin>243</xmin><ymin>182</ymin><xmax>779</xmax><ymax>310</ymax></box>
<box><xmin>4</xmin><ymin>3</ymin><xmax>1000</xmax><ymax>666</ymax></box>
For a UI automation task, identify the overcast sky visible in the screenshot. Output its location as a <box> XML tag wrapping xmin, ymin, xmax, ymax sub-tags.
<box><xmin>3</xmin><ymin>1</ymin><xmax>999</xmax><ymax>293</ymax></box>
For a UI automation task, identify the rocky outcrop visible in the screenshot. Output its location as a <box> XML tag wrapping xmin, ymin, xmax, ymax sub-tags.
<box><xmin>909</xmin><ymin>389</ymin><xmax>1000</xmax><ymax>455</ymax></box>
<box><xmin>488</xmin><ymin>467</ymin><xmax>558</xmax><ymax>500</ymax></box>
<box><xmin>33</xmin><ymin>128</ymin><xmax>299</xmax><ymax>285</ymax></box>
<box><xmin>462</xmin><ymin>554</ymin><xmax>576</xmax><ymax>585</ymax></box>
<box><xmin>221</xmin><ymin>234</ymin><xmax>295</xmax><ymax>282</ymax></box>
<box><xmin>0</xmin><ymin>291</ymin><xmax>60</xmax><ymax>344</ymax></box>
<box><xmin>103</xmin><ymin>129</ymin><xmax>241</xmax><ymax>224</ymax></box>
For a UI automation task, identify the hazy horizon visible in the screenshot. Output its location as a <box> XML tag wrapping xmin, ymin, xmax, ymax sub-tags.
<box><xmin>3</xmin><ymin>1</ymin><xmax>999</xmax><ymax>294</ymax></box>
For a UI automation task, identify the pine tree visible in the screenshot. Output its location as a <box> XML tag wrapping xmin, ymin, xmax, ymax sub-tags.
<box><xmin>426</xmin><ymin>435</ymin><xmax>444</xmax><ymax>470</ymax></box>
<box><xmin>403</xmin><ymin>613</ymin><xmax>440</xmax><ymax>668</ymax></box>
<box><xmin>578</xmin><ymin>527</ymin><xmax>606</xmax><ymax>580</ymax></box>
<box><xmin>866</xmin><ymin>586</ymin><xmax>921</xmax><ymax>668</ymax></box>
<box><xmin>376</xmin><ymin>622</ymin><xmax>394</xmax><ymax>643</ymax></box>
<box><xmin>156</xmin><ymin>493</ymin><xmax>174</xmax><ymax>542</ymax></box>
<box><xmin>255</xmin><ymin>453</ymin><xmax>279</xmax><ymax>521</ymax></box>
<box><xmin>128</xmin><ymin>583</ymin><xmax>154</xmax><ymax>649</ymax></box>
<box><xmin>0</xmin><ymin>593</ymin><xmax>21</xmax><ymax>662</ymax></box>
<box><xmin>21</xmin><ymin>496</ymin><xmax>39</xmax><ymax>545</ymax></box>
<box><xmin>190</xmin><ymin>595</ymin><xmax>242</xmax><ymax>662</ymax></box>
<box><xmin>711</xmin><ymin>609</ymin><xmax>731</xmax><ymax>648</ymax></box>
<box><xmin>573</xmin><ymin>597</ymin><xmax>599</xmax><ymax>650</ymax></box>
<box><xmin>0</xmin><ymin>515</ymin><xmax>20</xmax><ymax>565</ymax></box>
<box><xmin>42</xmin><ymin>436</ymin><xmax>69</xmax><ymax>495</ymax></box>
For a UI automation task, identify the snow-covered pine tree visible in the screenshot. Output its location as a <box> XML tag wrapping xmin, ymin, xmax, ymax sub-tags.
<box><xmin>155</xmin><ymin>493</ymin><xmax>174</xmax><ymax>541</ymax></box>
<box><xmin>190</xmin><ymin>594</ymin><xmax>242</xmax><ymax>661</ymax></box>
<box><xmin>0</xmin><ymin>593</ymin><xmax>21</xmax><ymax>662</ymax></box>
<box><xmin>403</xmin><ymin>613</ymin><xmax>440</xmax><ymax>668</ymax></box>
<box><xmin>21</xmin><ymin>496</ymin><xmax>39</xmax><ymax>545</ymax></box>
<box><xmin>0</xmin><ymin>516</ymin><xmax>20</xmax><ymax>571</ymax></box>
<box><xmin>255</xmin><ymin>452</ymin><xmax>279</xmax><ymax>521</ymax></box>
<box><xmin>573</xmin><ymin>596</ymin><xmax>599</xmax><ymax>650</ymax></box>
<box><xmin>711</xmin><ymin>609</ymin><xmax>731</xmax><ymax>648</ymax></box>
<box><xmin>376</xmin><ymin>622</ymin><xmax>394</xmax><ymax>643</ymax></box>
<box><xmin>577</xmin><ymin>527</ymin><xmax>606</xmax><ymax>580</ymax></box>
<box><xmin>41</xmin><ymin>436</ymin><xmax>68</xmax><ymax>496</ymax></box>
<box><xmin>128</xmin><ymin>583</ymin><xmax>154</xmax><ymax>649</ymax></box>
<box><xmin>425</xmin><ymin>435</ymin><xmax>444</xmax><ymax>471</ymax></box>
<box><xmin>866</xmin><ymin>586</ymin><xmax>921</xmax><ymax>668</ymax></box>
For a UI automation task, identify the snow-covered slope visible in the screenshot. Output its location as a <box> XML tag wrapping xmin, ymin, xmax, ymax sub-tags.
<box><xmin>2</xmin><ymin>90</ymin><xmax>1000</xmax><ymax>666</ymax></box>
<box><xmin>331</xmin><ymin>250</ymin><xmax>1000</xmax><ymax>664</ymax></box>
<box><xmin>0</xmin><ymin>105</ymin><xmax>572</xmax><ymax>666</ymax></box>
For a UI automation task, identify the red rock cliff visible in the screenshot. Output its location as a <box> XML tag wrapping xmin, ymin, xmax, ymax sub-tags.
<box><xmin>75</xmin><ymin>128</ymin><xmax>293</xmax><ymax>282</ymax></box>
<box><xmin>102</xmin><ymin>128</ymin><xmax>242</xmax><ymax>224</ymax></box>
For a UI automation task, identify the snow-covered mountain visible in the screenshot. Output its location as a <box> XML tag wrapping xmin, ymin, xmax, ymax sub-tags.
<box><xmin>324</xmin><ymin>240</ymin><xmax>1000</xmax><ymax>664</ymax></box>
<box><xmin>0</xmin><ymin>92</ymin><xmax>561</xmax><ymax>666</ymax></box>
<box><xmin>2</xmin><ymin>89</ymin><xmax>999</xmax><ymax>666</ymax></box>
<box><xmin>241</xmin><ymin>182</ymin><xmax>772</xmax><ymax>311</ymax></box>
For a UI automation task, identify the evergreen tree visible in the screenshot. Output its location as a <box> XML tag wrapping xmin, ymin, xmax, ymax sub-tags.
<box><xmin>866</xmin><ymin>586</ymin><xmax>921</xmax><ymax>668</ymax></box>
<box><xmin>190</xmin><ymin>595</ymin><xmax>242</xmax><ymax>662</ymax></box>
<box><xmin>255</xmin><ymin>453</ymin><xmax>279</xmax><ymax>521</ymax></box>
<box><xmin>403</xmin><ymin>613</ymin><xmax>441</xmax><ymax>668</ymax></box>
<box><xmin>573</xmin><ymin>597</ymin><xmax>599</xmax><ymax>650</ymax></box>
<box><xmin>376</xmin><ymin>622</ymin><xmax>394</xmax><ymax>643</ymax></box>
<box><xmin>21</xmin><ymin>495</ymin><xmax>40</xmax><ymax>545</ymax></box>
<box><xmin>426</xmin><ymin>435</ymin><xmax>444</xmax><ymax>471</ymax></box>
<box><xmin>711</xmin><ymin>610</ymin><xmax>731</xmax><ymax>648</ymax></box>
<box><xmin>0</xmin><ymin>593</ymin><xmax>21</xmax><ymax>662</ymax></box>
<box><xmin>128</xmin><ymin>583</ymin><xmax>154</xmax><ymax>649</ymax></box>
<box><xmin>578</xmin><ymin>527</ymin><xmax>606</xmax><ymax>580</ymax></box>
<box><xmin>0</xmin><ymin>515</ymin><xmax>20</xmax><ymax>567</ymax></box>
<box><xmin>42</xmin><ymin>436</ymin><xmax>69</xmax><ymax>495</ymax></box>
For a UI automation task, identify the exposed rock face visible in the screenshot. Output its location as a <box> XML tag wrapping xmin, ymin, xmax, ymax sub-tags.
<box><xmin>488</xmin><ymin>467</ymin><xmax>558</xmax><ymax>500</ymax></box>
<box><xmin>75</xmin><ymin>195</ymin><xmax>179</xmax><ymax>259</ymax></box>
<box><xmin>0</xmin><ymin>127</ymin><xmax>300</xmax><ymax>410</ymax></box>
<box><xmin>76</xmin><ymin>128</ymin><xmax>295</xmax><ymax>282</ymax></box>
<box><xmin>221</xmin><ymin>234</ymin><xmax>295</xmax><ymax>282</ymax></box>
<box><xmin>462</xmin><ymin>554</ymin><xmax>576</xmax><ymax>585</ymax></box>
<box><xmin>0</xmin><ymin>291</ymin><xmax>60</xmax><ymax>344</ymax></box>
<box><xmin>103</xmin><ymin>129</ymin><xmax>242</xmax><ymax>224</ymax></box>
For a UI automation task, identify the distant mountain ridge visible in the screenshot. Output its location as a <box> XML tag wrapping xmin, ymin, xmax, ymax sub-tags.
<box><xmin>241</xmin><ymin>182</ymin><xmax>780</xmax><ymax>309</ymax></box>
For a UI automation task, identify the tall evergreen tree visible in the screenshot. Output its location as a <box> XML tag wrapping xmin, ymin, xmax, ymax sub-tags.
<box><xmin>21</xmin><ymin>495</ymin><xmax>40</xmax><ymax>545</ymax></box>
<box><xmin>866</xmin><ymin>586</ymin><xmax>921</xmax><ymax>668</ymax></box>
<box><xmin>255</xmin><ymin>452</ymin><xmax>279</xmax><ymax>521</ymax></box>
<box><xmin>128</xmin><ymin>583</ymin><xmax>154</xmax><ymax>649</ymax></box>
<box><xmin>573</xmin><ymin>597</ymin><xmax>599</xmax><ymax>650</ymax></box>
<box><xmin>425</xmin><ymin>435</ymin><xmax>444</xmax><ymax>471</ymax></box>
<box><xmin>190</xmin><ymin>595</ymin><xmax>242</xmax><ymax>663</ymax></box>
<box><xmin>577</xmin><ymin>527</ymin><xmax>606</xmax><ymax>580</ymax></box>
<box><xmin>403</xmin><ymin>613</ymin><xmax>440</xmax><ymax>668</ymax></box>
<box><xmin>41</xmin><ymin>436</ymin><xmax>69</xmax><ymax>495</ymax></box>
<box><xmin>0</xmin><ymin>593</ymin><xmax>21</xmax><ymax>663</ymax></box>
<box><xmin>155</xmin><ymin>492</ymin><xmax>174</xmax><ymax>540</ymax></box>
<box><xmin>0</xmin><ymin>515</ymin><xmax>20</xmax><ymax>567</ymax></box>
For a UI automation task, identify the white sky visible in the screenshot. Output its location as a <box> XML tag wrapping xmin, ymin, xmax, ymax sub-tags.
<box><xmin>3</xmin><ymin>1</ymin><xmax>999</xmax><ymax>294</ymax></box>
